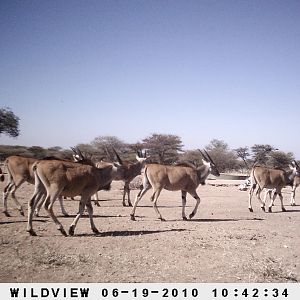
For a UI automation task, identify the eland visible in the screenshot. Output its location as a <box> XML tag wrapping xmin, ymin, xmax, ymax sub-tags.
<box><xmin>130</xmin><ymin>149</ymin><xmax>220</xmax><ymax>221</ymax></box>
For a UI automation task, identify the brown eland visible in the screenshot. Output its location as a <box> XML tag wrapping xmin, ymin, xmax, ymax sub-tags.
<box><xmin>248</xmin><ymin>161</ymin><xmax>300</xmax><ymax>212</ymax></box>
<box><xmin>26</xmin><ymin>155</ymin><xmax>125</xmax><ymax>236</ymax></box>
<box><xmin>130</xmin><ymin>149</ymin><xmax>220</xmax><ymax>221</ymax></box>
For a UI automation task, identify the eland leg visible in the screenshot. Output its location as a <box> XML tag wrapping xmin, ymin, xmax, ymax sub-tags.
<box><xmin>278</xmin><ymin>190</ymin><xmax>286</xmax><ymax>212</ymax></box>
<box><xmin>44</xmin><ymin>189</ymin><xmax>67</xmax><ymax>236</ymax></box>
<box><xmin>3</xmin><ymin>182</ymin><xmax>14</xmax><ymax>216</ymax></box>
<box><xmin>68</xmin><ymin>196</ymin><xmax>88</xmax><ymax>236</ymax></box>
<box><xmin>3</xmin><ymin>181</ymin><xmax>24</xmax><ymax>216</ymax></box>
<box><xmin>58</xmin><ymin>195</ymin><xmax>69</xmax><ymax>216</ymax></box>
<box><xmin>256</xmin><ymin>187</ymin><xmax>266</xmax><ymax>212</ymax></box>
<box><xmin>248</xmin><ymin>184</ymin><xmax>256</xmax><ymax>212</ymax></box>
<box><xmin>85</xmin><ymin>197</ymin><xmax>99</xmax><ymax>234</ymax></box>
<box><xmin>268</xmin><ymin>190</ymin><xmax>277</xmax><ymax>212</ymax></box>
<box><xmin>122</xmin><ymin>182</ymin><xmax>131</xmax><ymax>206</ymax></box>
<box><xmin>92</xmin><ymin>192</ymin><xmax>100</xmax><ymax>207</ymax></box>
<box><xmin>188</xmin><ymin>191</ymin><xmax>201</xmax><ymax>219</ymax></box>
<box><xmin>181</xmin><ymin>191</ymin><xmax>187</xmax><ymax>220</ymax></box>
<box><xmin>11</xmin><ymin>188</ymin><xmax>25</xmax><ymax>216</ymax></box>
<box><xmin>130</xmin><ymin>184</ymin><xmax>151</xmax><ymax>221</ymax></box>
<box><xmin>126</xmin><ymin>183</ymin><xmax>132</xmax><ymax>207</ymax></box>
<box><xmin>291</xmin><ymin>186</ymin><xmax>296</xmax><ymax>206</ymax></box>
<box><xmin>152</xmin><ymin>188</ymin><xmax>164</xmax><ymax>221</ymax></box>
<box><xmin>27</xmin><ymin>189</ymin><xmax>44</xmax><ymax>236</ymax></box>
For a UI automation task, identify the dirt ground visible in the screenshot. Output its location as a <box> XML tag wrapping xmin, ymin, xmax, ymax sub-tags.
<box><xmin>0</xmin><ymin>178</ymin><xmax>299</xmax><ymax>283</ymax></box>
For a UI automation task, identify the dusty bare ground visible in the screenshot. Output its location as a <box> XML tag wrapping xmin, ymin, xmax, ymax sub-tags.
<box><xmin>0</xmin><ymin>179</ymin><xmax>299</xmax><ymax>283</ymax></box>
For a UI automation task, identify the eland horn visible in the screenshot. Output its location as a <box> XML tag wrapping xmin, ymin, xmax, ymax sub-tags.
<box><xmin>204</xmin><ymin>149</ymin><xmax>216</xmax><ymax>165</ymax></box>
<box><xmin>112</xmin><ymin>147</ymin><xmax>123</xmax><ymax>165</ymax></box>
<box><xmin>198</xmin><ymin>149</ymin><xmax>209</xmax><ymax>162</ymax></box>
<box><xmin>104</xmin><ymin>147</ymin><xmax>113</xmax><ymax>161</ymax></box>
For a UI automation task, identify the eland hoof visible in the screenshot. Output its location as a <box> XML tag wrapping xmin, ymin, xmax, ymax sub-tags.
<box><xmin>92</xmin><ymin>228</ymin><xmax>100</xmax><ymax>234</ymax></box>
<box><xmin>27</xmin><ymin>229</ymin><xmax>37</xmax><ymax>236</ymax></box>
<box><xmin>189</xmin><ymin>213</ymin><xmax>195</xmax><ymax>219</ymax></box>
<box><xmin>59</xmin><ymin>228</ymin><xmax>68</xmax><ymax>237</ymax></box>
<box><xmin>3</xmin><ymin>211</ymin><xmax>11</xmax><ymax>217</ymax></box>
<box><xmin>68</xmin><ymin>226</ymin><xmax>75</xmax><ymax>236</ymax></box>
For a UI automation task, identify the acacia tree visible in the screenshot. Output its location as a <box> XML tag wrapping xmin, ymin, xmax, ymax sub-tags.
<box><xmin>142</xmin><ymin>133</ymin><xmax>184</xmax><ymax>163</ymax></box>
<box><xmin>27</xmin><ymin>146</ymin><xmax>47</xmax><ymax>159</ymax></box>
<box><xmin>234</xmin><ymin>147</ymin><xmax>250</xmax><ymax>169</ymax></box>
<box><xmin>205</xmin><ymin>139</ymin><xmax>238</xmax><ymax>172</ymax></box>
<box><xmin>251</xmin><ymin>144</ymin><xmax>277</xmax><ymax>165</ymax></box>
<box><xmin>75</xmin><ymin>143</ymin><xmax>97</xmax><ymax>154</ymax></box>
<box><xmin>91</xmin><ymin>136</ymin><xmax>129</xmax><ymax>160</ymax></box>
<box><xmin>268</xmin><ymin>151</ymin><xmax>294</xmax><ymax>169</ymax></box>
<box><xmin>0</xmin><ymin>107</ymin><xmax>20</xmax><ymax>137</ymax></box>
<box><xmin>178</xmin><ymin>149</ymin><xmax>203</xmax><ymax>166</ymax></box>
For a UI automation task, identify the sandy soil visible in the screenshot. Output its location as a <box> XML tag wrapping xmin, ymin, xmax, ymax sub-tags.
<box><xmin>0</xmin><ymin>178</ymin><xmax>299</xmax><ymax>283</ymax></box>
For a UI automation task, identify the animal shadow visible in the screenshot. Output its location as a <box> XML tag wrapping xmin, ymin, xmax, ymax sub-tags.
<box><xmin>188</xmin><ymin>217</ymin><xmax>265</xmax><ymax>222</ymax></box>
<box><xmin>75</xmin><ymin>228</ymin><xmax>188</xmax><ymax>237</ymax></box>
<box><xmin>0</xmin><ymin>219</ymin><xmax>47</xmax><ymax>225</ymax></box>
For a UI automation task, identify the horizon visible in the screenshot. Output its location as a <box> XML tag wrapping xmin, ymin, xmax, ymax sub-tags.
<box><xmin>1</xmin><ymin>1</ymin><xmax>300</xmax><ymax>157</ymax></box>
<box><xmin>0</xmin><ymin>135</ymin><xmax>297</xmax><ymax>159</ymax></box>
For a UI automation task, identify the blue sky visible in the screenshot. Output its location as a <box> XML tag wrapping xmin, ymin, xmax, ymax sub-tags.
<box><xmin>1</xmin><ymin>0</ymin><xmax>300</xmax><ymax>156</ymax></box>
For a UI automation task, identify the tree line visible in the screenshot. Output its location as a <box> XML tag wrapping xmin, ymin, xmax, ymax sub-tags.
<box><xmin>0</xmin><ymin>107</ymin><xmax>298</xmax><ymax>173</ymax></box>
<box><xmin>0</xmin><ymin>134</ymin><xmax>297</xmax><ymax>173</ymax></box>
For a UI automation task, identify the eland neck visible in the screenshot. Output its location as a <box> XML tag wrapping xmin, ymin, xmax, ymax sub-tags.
<box><xmin>196</xmin><ymin>164</ymin><xmax>211</xmax><ymax>185</ymax></box>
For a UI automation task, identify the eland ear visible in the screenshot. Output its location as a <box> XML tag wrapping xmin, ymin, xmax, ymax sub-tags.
<box><xmin>136</xmin><ymin>154</ymin><xmax>147</xmax><ymax>162</ymax></box>
<box><xmin>202</xmin><ymin>159</ymin><xmax>210</xmax><ymax>166</ymax></box>
<box><xmin>113</xmin><ymin>162</ymin><xmax>121</xmax><ymax>168</ymax></box>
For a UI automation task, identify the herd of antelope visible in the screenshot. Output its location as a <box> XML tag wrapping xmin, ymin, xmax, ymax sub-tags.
<box><xmin>0</xmin><ymin>148</ymin><xmax>299</xmax><ymax>236</ymax></box>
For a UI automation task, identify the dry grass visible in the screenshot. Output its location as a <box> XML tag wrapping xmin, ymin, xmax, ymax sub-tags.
<box><xmin>244</xmin><ymin>256</ymin><xmax>298</xmax><ymax>282</ymax></box>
